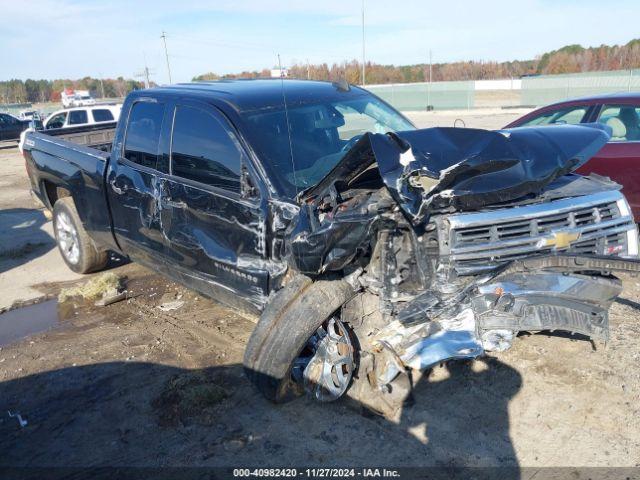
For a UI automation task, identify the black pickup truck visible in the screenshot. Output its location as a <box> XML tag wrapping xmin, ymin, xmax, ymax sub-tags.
<box><xmin>23</xmin><ymin>80</ymin><xmax>640</xmax><ymax>416</ymax></box>
<box><xmin>0</xmin><ymin>112</ymin><xmax>33</xmax><ymax>143</ymax></box>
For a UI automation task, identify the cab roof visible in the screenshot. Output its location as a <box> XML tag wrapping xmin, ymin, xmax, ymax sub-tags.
<box><xmin>136</xmin><ymin>79</ymin><xmax>368</xmax><ymax>113</ymax></box>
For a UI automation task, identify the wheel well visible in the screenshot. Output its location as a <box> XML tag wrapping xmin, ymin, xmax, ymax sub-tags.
<box><xmin>42</xmin><ymin>181</ymin><xmax>71</xmax><ymax>210</ymax></box>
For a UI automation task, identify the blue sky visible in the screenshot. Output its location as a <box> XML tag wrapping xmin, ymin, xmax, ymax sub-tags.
<box><xmin>1</xmin><ymin>0</ymin><xmax>638</xmax><ymax>83</ymax></box>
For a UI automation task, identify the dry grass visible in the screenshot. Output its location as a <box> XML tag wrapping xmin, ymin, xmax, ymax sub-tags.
<box><xmin>58</xmin><ymin>272</ymin><xmax>121</xmax><ymax>302</ymax></box>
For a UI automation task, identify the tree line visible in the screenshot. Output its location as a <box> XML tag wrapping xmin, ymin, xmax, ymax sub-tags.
<box><xmin>0</xmin><ymin>77</ymin><xmax>148</xmax><ymax>105</ymax></box>
<box><xmin>4</xmin><ymin>39</ymin><xmax>639</xmax><ymax>105</ymax></box>
<box><xmin>194</xmin><ymin>39</ymin><xmax>640</xmax><ymax>84</ymax></box>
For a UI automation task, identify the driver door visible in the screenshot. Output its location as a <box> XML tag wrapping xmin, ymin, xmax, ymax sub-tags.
<box><xmin>157</xmin><ymin>100</ymin><xmax>271</xmax><ymax>312</ymax></box>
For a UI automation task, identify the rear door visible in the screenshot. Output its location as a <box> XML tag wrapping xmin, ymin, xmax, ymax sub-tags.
<box><xmin>105</xmin><ymin>98</ymin><xmax>169</xmax><ymax>265</ymax></box>
<box><xmin>67</xmin><ymin>109</ymin><xmax>89</xmax><ymax>127</ymax></box>
<box><xmin>158</xmin><ymin>99</ymin><xmax>270</xmax><ymax>310</ymax></box>
<box><xmin>577</xmin><ymin>103</ymin><xmax>640</xmax><ymax>219</ymax></box>
<box><xmin>91</xmin><ymin>108</ymin><xmax>115</xmax><ymax>123</ymax></box>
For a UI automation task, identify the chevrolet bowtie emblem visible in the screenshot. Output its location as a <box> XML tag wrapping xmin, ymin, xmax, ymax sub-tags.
<box><xmin>539</xmin><ymin>231</ymin><xmax>581</xmax><ymax>249</ymax></box>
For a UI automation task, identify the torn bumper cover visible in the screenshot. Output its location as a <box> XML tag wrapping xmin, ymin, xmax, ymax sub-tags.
<box><xmin>372</xmin><ymin>254</ymin><xmax>640</xmax><ymax>388</ymax></box>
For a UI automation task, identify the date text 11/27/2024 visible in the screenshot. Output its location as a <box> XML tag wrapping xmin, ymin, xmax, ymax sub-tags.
<box><xmin>233</xmin><ymin>468</ymin><xmax>401</xmax><ymax>478</ymax></box>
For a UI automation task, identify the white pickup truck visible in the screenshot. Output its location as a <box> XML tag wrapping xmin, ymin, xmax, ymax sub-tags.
<box><xmin>43</xmin><ymin>105</ymin><xmax>121</xmax><ymax>130</ymax></box>
<box><xmin>18</xmin><ymin>105</ymin><xmax>121</xmax><ymax>153</ymax></box>
<box><xmin>61</xmin><ymin>90</ymin><xmax>96</xmax><ymax>108</ymax></box>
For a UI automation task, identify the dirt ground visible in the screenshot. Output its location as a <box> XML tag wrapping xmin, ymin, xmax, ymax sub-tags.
<box><xmin>1</xmin><ymin>111</ymin><xmax>640</xmax><ymax>471</ymax></box>
<box><xmin>0</xmin><ymin>145</ymin><xmax>82</xmax><ymax>310</ymax></box>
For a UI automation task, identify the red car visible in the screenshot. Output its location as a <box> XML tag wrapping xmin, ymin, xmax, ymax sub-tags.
<box><xmin>505</xmin><ymin>92</ymin><xmax>640</xmax><ymax>220</ymax></box>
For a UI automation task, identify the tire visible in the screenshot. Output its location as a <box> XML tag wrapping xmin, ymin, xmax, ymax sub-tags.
<box><xmin>52</xmin><ymin>197</ymin><xmax>109</xmax><ymax>274</ymax></box>
<box><xmin>244</xmin><ymin>276</ymin><xmax>355</xmax><ymax>403</ymax></box>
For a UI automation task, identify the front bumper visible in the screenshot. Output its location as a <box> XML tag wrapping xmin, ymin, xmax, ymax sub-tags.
<box><xmin>373</xmin><ymin>254</ymin><xmax>640</xmax><ymax>383</ymax></box>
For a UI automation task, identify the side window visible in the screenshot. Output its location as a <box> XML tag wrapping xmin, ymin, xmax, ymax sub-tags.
<box><xmin>68</xmin><ymin>110</ymin><xmax>88</xmax><ymax>125</ymax></box>
<box><xmin>124</xmin><ymin>102</ymin><xmax>165</xmax><ymax>169</ymax></box>
<box><xmin>46</xmin><ymin>112</ymin><xmax>67</xmax><ymax>129</ymax></box>
<box><xmin>92</xmin><ymin>109</ymin><xmax>114</xmax><ymax>122</ymax></box>
<box><xmin>170</xmin><ymin>105</ymin><xmax>242</xmax><ymax>192</ymax></box>
<box><xmin>519</xmin><ymin>106</ymin><xmax>588</xmax><ymax>127</ymax></box>
<box><xmin>597</xmin><ymin>104</ymin><xmax>640</xmax><ymax>142</ymax></box>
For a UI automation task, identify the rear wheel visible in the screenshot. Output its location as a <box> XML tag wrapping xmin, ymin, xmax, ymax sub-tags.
<box><xmin>53</xmin><ymin>198</ymin><xmax>108</xmax><ymax>274</ymax></box>
<box><xmin>244</xmin><ymin>277</ymin><xmax>356</xmax><ymax>403</ymax></box>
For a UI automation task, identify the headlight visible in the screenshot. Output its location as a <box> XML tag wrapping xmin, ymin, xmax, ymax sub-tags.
<box><xmin>617</xmin><ymin>198</ymin><xmax>639</xmax><ymax>257</ymax></box>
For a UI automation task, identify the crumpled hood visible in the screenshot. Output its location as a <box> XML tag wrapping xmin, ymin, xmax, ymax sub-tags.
<box><xmin>304</xmin><ymin>124</ymin><xmax>611</xmax><ymax>224</ymax></box>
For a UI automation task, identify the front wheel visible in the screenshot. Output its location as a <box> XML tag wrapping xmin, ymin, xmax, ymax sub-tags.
<box><xmin>53</xmin><ymin>198</ymin><xmax>108</xmax><ymax>274</ymax></box>
<box><xmin>294</xmin><ymin>315</ymin><xmax>355</xmax><ymax>401</ymax></box>
<box><xmin>243</xmin><ymin>277</ymin><xmax>357</xmax><ymax>403</ymax></box>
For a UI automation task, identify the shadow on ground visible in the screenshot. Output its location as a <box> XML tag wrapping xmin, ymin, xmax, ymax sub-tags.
<box><xmin>0</xmin><ymin>358</ymin><xmax>522</xmax><ymax>473</ymax></box>
<box><xmin>0</xmin><ymin>208</ymin><xmax>53</xmax><ymax>274</ymax></box>
<box><xmin>0</xmin><ymin>206</ymin><xmax>129</xmax><ymax>276</ymax></box>
<box><xmin>615</xmin><ymin>296</ymin><xmax>640</xmax><ymax>311</ymax></box>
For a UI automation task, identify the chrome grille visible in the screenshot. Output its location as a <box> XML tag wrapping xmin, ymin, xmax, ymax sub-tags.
<box><xmin>453</xmin><ymin>202</ymin><xmax>620</xmax><ymax>246</ymax></box>
<box><xmin>442</xmin><ymin>190</ymin><xmax>638</xmax><ymax>275</ymax></box>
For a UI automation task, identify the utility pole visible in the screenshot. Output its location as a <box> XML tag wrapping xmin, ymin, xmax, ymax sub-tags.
<box><xmin>361</xmin><ymin>0</ymin><xmax>366</xmax><ymax>86</ymax></box>
<box><xmin>306</xmin><ymin>58</ymin><xmax>310</xmax><ymax>80</ymax></box>
<box><xmin>135</xmin><ymin>65</ymin><xmax>154</xmax><ymax>90</ymax></box>
<box><xmin>161</xmin><ymin>31</ymin><xmax>172</xmax><ymax>84</ymax></box>
<box><xmin>135</xmin><ymin>53</ymin><xmax>155</xmax><ymax>90</ymax></box>
<box><xmin>134</xmin><ymin>67</ymin><xmax>152</xmax><ymax>89</ymax></box>
<box><xmin>143</xmin><ymin>53</ymin><xmax>151</xmax><ymax>88</ymax></box>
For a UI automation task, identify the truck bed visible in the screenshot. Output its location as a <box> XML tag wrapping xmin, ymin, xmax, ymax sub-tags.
<box><xmin>39</xmin><ymin>122</ymin><xmax>117</xmax><ymax>152</ymax></box>
<box><xmin>22</xmin><ymin>128</ymin><xmax>116</xmax><ymax>250</ymax></box>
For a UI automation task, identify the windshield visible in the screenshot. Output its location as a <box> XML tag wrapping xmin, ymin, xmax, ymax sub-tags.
<box><xmin>242</xmin><ymin>94</ymin><xmax>414</xmax><ymax>198</ymax></box>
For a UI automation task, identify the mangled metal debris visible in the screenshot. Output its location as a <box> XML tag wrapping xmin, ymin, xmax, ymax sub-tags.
<box><xmin>286</xmin><ymin>124</ymin><xmax>615</xmax><ymax>274</ymax></box>
<box><xmin>302</xmin><ymin>124</ymin><xmax>611</xmax><ymax>220</ymax></box>
<box><xmin>269</xmin><ymin>124</ymin><xmax>640</xmax><ymax>417</ymax></box>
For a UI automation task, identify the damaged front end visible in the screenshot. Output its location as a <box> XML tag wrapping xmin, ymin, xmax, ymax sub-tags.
<box><xmin>278</xmin><ymin>125</ymin><xmax>640</xmax><ymax>417</ymax></box>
